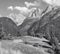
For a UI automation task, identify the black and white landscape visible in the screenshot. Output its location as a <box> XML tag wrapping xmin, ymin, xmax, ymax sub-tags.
<box><xmin>0</xmin><ymin>0</ymin><xmax>60</xmax><ymax>54</ymax></box>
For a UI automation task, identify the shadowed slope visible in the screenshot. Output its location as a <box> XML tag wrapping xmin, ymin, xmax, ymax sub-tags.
<box><xmin>18</xmin><ymin>17</ymin><xmax>40</xmax><ymax>36</ymax></box>
<box><xmin>0</xmin><ymin>17</ymin><xmax>21</xmax><ymax>39</ymax></box>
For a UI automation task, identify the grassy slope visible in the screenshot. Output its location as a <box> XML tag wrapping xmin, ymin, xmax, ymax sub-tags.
<box><xmin>0</xmin><ymin>36</ymin><xmax>52</xmax><ymax>54</ymax></box>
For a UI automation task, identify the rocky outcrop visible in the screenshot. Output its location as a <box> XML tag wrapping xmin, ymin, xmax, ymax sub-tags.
<box><xmin>29</xmin><ymin>8</ymin><xmax>41</xmax><ymax>18</ymax></box>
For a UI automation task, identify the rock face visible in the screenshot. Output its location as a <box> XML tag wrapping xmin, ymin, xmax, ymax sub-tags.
<box><xmin>27</xmin><ymin>8</ymin><xmax>60</xmax><ymax>54</ymax></box>
<box><xmin>28</xmin><ymin>8</ymin><xmax>60</xmax><ymax>40</ymax></box>
<box><xmin>18</xmin><ymin>17</ymin><xmax>40</xmax><ymax>36</ymax></box>
<box><xmin>0</xmin><ymin>17</ymin><xmax>21</xmax><ymax>39</ymax></box>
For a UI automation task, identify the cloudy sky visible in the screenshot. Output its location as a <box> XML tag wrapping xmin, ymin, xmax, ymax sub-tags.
<box><xmin>0</xmin><ymin>0</ymin><xmax>60</xmax><ymax>17</ymax></box>
<box><xmin>0</xmin><ymin>0</ymin><xmax>60</xmax><ymax>25</ymax></box>
<box><xmin>0</xmin><ymin>0</ymin><xmax>49</xmax><ymax>16</ymax></box>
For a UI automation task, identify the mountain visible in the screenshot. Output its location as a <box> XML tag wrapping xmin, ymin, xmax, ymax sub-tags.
<box><xmin>8</xmin><ymin>13</ymin><xmax>26</xmax><ymax>26</ymax></box>
<box><xmin>28</xmin><ymin>7</ymin><xmax>60</xmax><ymax>38</ymax></box>
<box><xmin>18</xmin><ymin>8</ymin><xmax>42</xmax><ymax>36</ymax></box>
<box><xmin>18</xmin><ymin>17</ymin><xmax>40</xmax><ymax>36</ymax></box>
<box><xmin>0</xmin><ymin>17</ymin><xmax>21</xmax><ymax>39</ymax></box>
<box><xmin>27</xmin><ymin>7</ymin><xmax>60</xmax><ymax>54</ymax></box>
<box><xmin>29</xmin><ymin>8</ymin><xmax>41</xmax><ymax>18</ymax></box>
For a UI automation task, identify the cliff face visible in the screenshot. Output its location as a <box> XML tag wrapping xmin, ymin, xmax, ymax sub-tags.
<box><xmin>27</xmin><ymin>8</ymin><xmax>60</xmax><ymax>41</ymax></box>
<box><xmin>27</xmin><ymin>8</ymin><xmax>60</xmax><ymax>54</ymax></box>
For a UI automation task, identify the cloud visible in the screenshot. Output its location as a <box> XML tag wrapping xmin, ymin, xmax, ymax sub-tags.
<box><xmin>7</xmin><ymin>6</ymin><xmax>39</xmax><ymax>25</ymax></box>
<box><xmin>7</xmin><ymin>6</ymin><xmax>31</xmax><ymax>16</ymax></box>
<box><xmin>14</xmin><ymin>6</ymin><xmax>37</xmax><ymax>17</ymax></box>
<box><xmin>7</xmin><ymin>1</ymin><xmax>41</xmax><ymax>16</ymax></box>
<box><xmin>8</xmin><ymin>6</ymin><xmax>13</xmax><ymax>11</ymax></box>
<box><xmin>43</xmin><ymin>0</ymin><xmax>55</xmax><ymax>5</ymax></box>
<box><xmin>7</xmin><ymin>1</ymin><xmax>42</xmax><ymax>25</ymax></box>
<box><xmin>14</xmin><ymin>6</ymin><xmax>38</xmax><ymax>17</ymax></box>
<box><xmin>25</xmin><ymin>2</ymin><xmax>36</xmax><ymax>7</ymax></box>
<box><xmin>14</xmin><ymin>6</ymin><xmax>30</xmax><ymax>13</ymax></box>
<box><xmin>25</xmin><ymin>1</ymin><xmax>40</xmax><ymax>8</ymax></box>
<box><xmin>43</xmin><ymin>0</ymin><xmax>60</xmax><ymax>6</ymax></box>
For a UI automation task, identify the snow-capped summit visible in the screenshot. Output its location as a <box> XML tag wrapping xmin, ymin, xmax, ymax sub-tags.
<box><xmin>29</xmin><ymin>8</ymin><xmax>41</xmax><ymax>18</ymax></box>
<box><xmin>7</xmin><ymin>13</ymin><xmax>26</xmax><ymax>26</ymax></box>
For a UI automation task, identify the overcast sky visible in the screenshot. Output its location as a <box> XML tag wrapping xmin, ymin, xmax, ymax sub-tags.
<box><xmin>0</xmin><ymin>0</ymin><xmax>60</xmax><ymax>25</ymax></box>
<box><xmin>0</xmin><ymin>0</ymin><xmax>60</xmax><ymax>17</ymax></box>
<box><xmin>0</xmin><ymin>0</ymin><xmax>48</xmax><ymax>16</ymax></box>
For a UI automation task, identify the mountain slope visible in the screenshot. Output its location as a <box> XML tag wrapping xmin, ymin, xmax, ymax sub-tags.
<box><xmin>18</xmin><ymin>17</ymin><xmax>40</xmax><ymax>36</ymax></box>
<box><xmin>28</xmin><ymin>8</ymin><xmax>60</xmax><ymax>38</ymax></box>
<box><xmin>27</xmin><ymin>8</ymin><xmax>60</xmax><ymax>54</ymax></box>
<box><xmin>0</xmin><ymin>17</ymin><xmax>21</xmax><ymax>39</ymax></box>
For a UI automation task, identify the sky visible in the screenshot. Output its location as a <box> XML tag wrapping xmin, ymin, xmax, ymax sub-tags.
<box><xmin>0</xmin><ymin>0</ymin><xmax>60</xmax><ymax>25</ymax></box>
<box><xmin>0</xmin><ymin>0</ymin><xmax>60</xmax><ymax>16</ymax></box>
<box><xmin>0</xmin><ymin>0</ymin><xmax>48</xmax><ymax>16</ymax></box>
